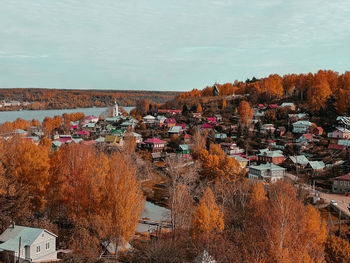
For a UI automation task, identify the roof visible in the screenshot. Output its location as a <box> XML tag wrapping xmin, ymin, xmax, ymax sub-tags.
<box><xmin>143</xmin><ymin>115</ymin><xmax>155</xmax><ymax>119</ymax></box>
<box><xmin>299</xmin><ymin>133</ymin><xmax>313</xmax><ymax>141</ymax></box>
<box><xmin>335</xmin><ymin>173</ymin><xmax>350</xmax><ymax>181</ymax></box>
<box><xmin>13</xmin><ymin>129</ymin><xmax>26</xmax><ymax>134</ymax></box>
<box><xmin>179</xmin><ymin>144</ymin><xmax>193</xmax><ymax>151</ymax></box>
<box><xmin>144</xmin><ymin>138</ymin><xmax>166</xmax><ymax>144</ymax></box>
<box><xmin>184</xmin><ymin>134</ymin><xmax>191</xmax><ymax>139</ymax></box>
<box><xmin>281</xmin><ymin>102</ymin><xmax>295</xmax><ymax>107</ymax></box>
<box><xmin>95</xmin><ymin>137</ymin><xmax>105</xmax><ymax>142</ymax></box>
<box><xmin>202</xmin><ymin>124</ymin><xmax>213</xmax><ymax>128</ymax></box>
<box><xmin>215</xmin><ymin>133</ymin><xmax>227</xmax><ymax>139</ymax></box>
<box><xmin>293</xmin><ymin>121</ymin><xmax>312</xmax><ymax>126</ymax></box>
<box><xmin>82</xmin><ymin>122</ymin><xmax>96</xmax><ymax>128</ymax></box>
<box><xmin>0</xmin><ymin>225</ymin><xmax>57</xmax><ymax>252</ymax></box>
<box><xmin>338</xmin><ymin>140</ymin><xmax>350</xmax><ymax>147</ymax></box>
<box><xmin>169</xmin><ymin>126</ymin><xmax>182</xmax><ymax>133</ymax></box>
<box><xmin>249</xmin><ymin>163</ymin><xmax>285</xmax><ymax>171</ymax></box>
<box><xmin>308</xmin><ymin>161</ymin><xmax>325</xmax><ymax>170</ymax></box>
<box><xmin>334</xmin><ymin>127</ymin><xmax>350</xmax><ymax>133</ymax></box>
<box><xmin>232</xmin><ymin>155</ymin><xmax>248</xmax><ymax>162</ymax></box>
<box><xmin>165</xmin><ymin>118</ymin><xmax>176</xmax><ymax>123</ymax></box>
<box><xmin>76</xmin><ymin>131</ymin><xmax>89</xmax><ymax>135</ymax></box>
<box><xmin>289</xmin><ymin>155</ymin><xmax>309</xmax><ymax>165</ymax></box>
<box><xmin>258</xmin><ymin>150</ymin><xmax>284</xmax><ymax>158</ymax></box>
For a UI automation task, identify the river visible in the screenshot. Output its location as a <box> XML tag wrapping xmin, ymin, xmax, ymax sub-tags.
<box><xmin>0</xmin><ymin>106</ymin><xmax>134</xmax><ymax>123</ymax></box>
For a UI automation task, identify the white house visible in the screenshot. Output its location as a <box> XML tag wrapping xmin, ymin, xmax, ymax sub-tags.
<box><xmin>248</xmin><ymin>163</ymin><xmax>286</xmax><ymax>183</ymax></box>
<box><xmin>142</xmin><ymin>115</ymin><xmax>155</xmax><ymax>124</ymax></box>
<box><xmin>0</xmin><ymin>224</ymin><xmax>57</xmax><ymax>262</ymax></box>
<box><xmin>292</xmin><ymin>121</ymin><xmax>312</xmax><ymax>133</ymax></box>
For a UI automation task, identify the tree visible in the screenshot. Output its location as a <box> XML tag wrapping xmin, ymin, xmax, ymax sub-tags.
<box><xmin>238</xmin><ymin>100</ymin><xmax>253</xmax><ymax>126</ymax></box>
<box><xmin>103</xmin><ymin>151</ymin><xmax>144</xmax><ymax>248</ymax></box>
<box><xmin>307</xmin><ymin>78</ymin><xmax>331</xmax><ymax>112</ymax></box>
<box><xmin>325</xmin><ymin>234</ymin><xmax>350</xmax><ymax>263</ymax></box>
<box><xmin>191</xmin><ymin>187</ymin><xmax>224</xmax><ymax>241</ymax></box>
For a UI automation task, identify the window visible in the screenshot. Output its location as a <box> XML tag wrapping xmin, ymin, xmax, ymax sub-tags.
<box><xmin>36</xmin><ymin>246</ymin><xmax>40</xmax><ymax>253</ymax></box>
<box><xmin>340</xmin><ymin>181</ymin><xmax>343</xmax><ymax>185</ymax></box>
<box><xmin>334</xmin><ymin>181</ymin><xmax>338</xmax><ymax>185</ymax></box>
<box><xmin>46</xmin><ymin>242</ymin><xmax>50</xmax><ymax>250</ymax></box>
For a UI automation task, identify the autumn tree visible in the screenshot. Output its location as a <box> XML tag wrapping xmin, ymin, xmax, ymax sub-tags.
<box><xmin>191</xmin><ymin>187</ymin><xmax>224</xmax><ymax>241</ymax></box>
<box><xmin>238</xmin><ymin>100</ymin><xmax>253</xmax><ymax>126</ymax></box>
<box><xmin>325</xmin><ymin>234</ymin><xmax>350</xmax><ymax>263</ymax></box>
<box><xmin>307</xmin><ymin>76</ymin><xmax>332</xmax><ymax>112</ymax></box>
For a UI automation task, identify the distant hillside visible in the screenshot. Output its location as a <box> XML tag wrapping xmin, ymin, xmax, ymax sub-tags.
<box><xmin>0</xmin><ymin>88</ymin><xmax>180</xmax><ymax>110</ymax></box>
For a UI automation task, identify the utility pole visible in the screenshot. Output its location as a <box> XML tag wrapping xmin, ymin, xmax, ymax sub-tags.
<box><xmin>17</xmin><ymin>236</ymin><xmax>21</xmax><ymax>263</ymax></box>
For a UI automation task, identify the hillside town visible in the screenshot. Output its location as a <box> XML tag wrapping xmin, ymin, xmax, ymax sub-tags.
<box><xmin>1</xmin><ymin>82</ymin><xmax>350</xmax><ymax>262</ymax></box>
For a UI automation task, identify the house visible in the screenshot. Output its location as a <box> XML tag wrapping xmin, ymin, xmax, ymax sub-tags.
<box><xmin>257</xmin><ymin>150</ymin><xmax>285</xmax><ymax>165</ymax></box>
<box><xmin>105</xmin><ymin>135</ymin><xmax>124</xmax><ymax>146</ymax></box>
<box><xmin>296</xmin><ymin>133</ymin><xmax>313</xmax><ymax>143</ymax></box>
<box><xmin>306</xmin><ymin>161</ymin><xmax>325</xmax><ymax>172</ymax></box>
<box><xmin>157</xmin><ymin>109</ymin><xmax>182</xmax><ymax>115</ymax></box>
<box><xmin>328</xmin><ymin>127</ymin><xmax>350</xmax><ymax>139</ymax></box>
<box><xmin>248</xmin><ymin>163</ymin><xmax>286</xmax><ymax>183</ymax></box>
<box><xmin>83</xmin><ymin>115</ymin><xmax>99</xmax><ymax>123</ymax></box>
<box><xmin>336</xmin><ymin>116</ymin><xmax>350</xmax><ymax>129</ymax></box>
<box><xmin>284</xmin><ymin>155</ymin><xmax>309</xmax><ymax>168</ymax></box>
<box><xmin>12</xmin><ymin>129</ymin><xmax>27</xmax><ymax>137</ymax></box>
<box><xmin>121</xmin><ymin>121</ymin><xmax>136</xmax><ymax>129</ymax></box>
<box><xmin>280</xmin><ymin>102</ymin><xmax>296</xmax><ymax>111</ymax></box>
<box><xmin>168</xmin><ymin>126</ymin><xmax>182</xmax><ymax>136</ymax></box>
<box><xmin>202</xmin><ymin>123</ymin><xmax>213</xmax><ymax>129</ymax></box>
<box><xmin>220</xmin><ymin>143</ymin><xmax>244</xmax><ymax>156</ymax></box>
<box><xmin>183</xmin><ymin>134</ymin><xmax>191</xmax><ymax>143</ymax></box>
<box><xmin>332</xmin><ymin>173</ymin><xmax>350</xmax><ymax>193</ymax></box>
<box><xmin>268</xmin><ymin>104</ymin><xmax>278</xmax><ymax>109</ymax></box>
<box><xmin>292</xmin><ymin>121</ymin><xmax>312</xmax><ymax>133</ymax></box>
<box><xmin>143</xmin><ymin>138</ymin><xmax>166</xmax><ymax>152</ymax></box>
<box><xmin>0</xmin><ymin>224</ymin><xmax>57</xmax><ymax>263</ymax></box>
<box><xmin>165</xmin><ymin>118</ymin><xmax>176</xmax><ymax>127</ymax></box>
<box><xmin>214</xmin><ymin>133</ymin><xmax>227</xmax><ymax>142</ymax></box>
<box><xmin>142</xmin><ymin>115</ymin><xmax>155</xmax><ymax>124</ymax></box>
<box><xmin>155</xmin><ymin>115</ymin><xmax>167</xmax><ymax>127</ymax></box>
<box><xmin>232</xmin><ymin>155</ymin><xmax>248</xmax><ymax>168</ymax></box>
<box><xmin>132</xmin><ymin>132</ymin><xmax>143</xmax><ymax>143</ymax></box>
<box><xmin>288</xmin><ymin>113</ymin><xmax>308</xmax><ymax>121</ymax></box>
<box><xmin>207</xmin><ymin>117</ymin><xmax>217</xmax><ymax>124</ymax></box>
<box><xmin>260</xmin><ymin>124</ymin><xmax>275</xmax><ymax>134</ymax></box>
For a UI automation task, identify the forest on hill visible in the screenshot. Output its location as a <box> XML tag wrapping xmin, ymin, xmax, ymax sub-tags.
<box><xmin>0</xmin><ymin>88</ymin><xmax>179</xmax><ymax>110</ymax></box>
<box><xmin>172</xmin><ymin>70</ymin><xmax>350</xmax><ymax>117</ymax></box>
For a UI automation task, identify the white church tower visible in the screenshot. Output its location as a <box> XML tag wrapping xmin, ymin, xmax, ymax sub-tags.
<box><xmin>112</xmin><ymin>101</ymin><xmax>119</xmax><ymax>117</ymax></box>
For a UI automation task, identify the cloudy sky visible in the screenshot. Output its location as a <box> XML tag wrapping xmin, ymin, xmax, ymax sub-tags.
<box><xmin>0</xmin><ymin>0</ymin><xmax>349</xmax><ymax>91</ymax></box>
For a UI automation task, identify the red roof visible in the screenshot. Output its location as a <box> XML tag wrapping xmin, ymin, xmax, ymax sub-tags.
<box><xmin>165</xmin><ymin>118</ymin><xmax>176</xmax><ymax>124</ymax></box>
<box><xmin>202</xmin><ymin>123</ymin><xmax>213</xmax><ymax>128</ymax></box>
<box><xmin>144</xmin><ymin>138</ymin><xmax>166</xmax><ymax>144</ymax></box>
<box><xmin>268</xmin><ymin>104</ymin><xmax>278</xmax><ymax>108</ymax></box>
<box><xmin>58</xmin><ymin>137</ymin><xmax>71</xmax><ymax>143</ymax></box>
<box><xmin>329</xmin><ymin>144</ymin><xmax>345</xmax><ymax>150</ymax></box>
<box><xmin>71</xmin><ymin>125</ymin><xmax>78</xmax><ymax>129</ymax></box>
<box><xmin>258</xmin><ymin>104</ymin><xmax>265</xmax><ymax>108</ymax></box>
<box><xmin>335</xmin><ymin>173</ymin><xmax>350</xmax><ymax>181</ymax></box>
<box><xmin>184</xmin><ymin>134</ymin><xmax>191</xmax><ymax>139</ymax></box>
<box><xmin>84</xmin><ymin>115</ymin><xmax>98</xmax><ymax>120</ymax></box>
<box><xmin>302</xmin><ymin>133</ymin><xmax>313</xmax><ymax>141</ymax></box>
<box><xmin>76</xmin><ymin>131</ymin><xmax>90</xmax><ymax>135</ymax></box>
<box><xmin>82</xmin><ymin>140</ymin><xmax>96</xmax><ymax>145</ymax></box>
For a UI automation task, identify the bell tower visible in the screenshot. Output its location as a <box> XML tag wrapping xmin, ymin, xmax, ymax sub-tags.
<box><xmin>113</xmin><ymin>101</ymin><xmax>119</xmax><ymax>117</ymax></box>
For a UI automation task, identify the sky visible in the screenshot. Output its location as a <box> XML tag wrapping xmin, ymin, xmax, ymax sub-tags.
<box><xmin>0</xmin><ymin>0</ymin><xmax>349</xmax><ymax>92</ymax></box>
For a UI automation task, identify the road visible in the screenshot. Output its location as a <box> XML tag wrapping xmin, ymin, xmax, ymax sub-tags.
<box><xmin>285</xmin><ymin>172</ymin><xmax>350</xmax><ymax>218</ymax></box>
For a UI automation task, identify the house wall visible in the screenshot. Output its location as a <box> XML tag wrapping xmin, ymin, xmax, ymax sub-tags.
<box><xmin>332</xmin><ymin>180</ymin><xmax>350</xmax><ymax>193</ymax></box>
<box><xmin>30</xmin><ymin>231</ymin><xmax>56</xmax><ymax>262</ymax></box>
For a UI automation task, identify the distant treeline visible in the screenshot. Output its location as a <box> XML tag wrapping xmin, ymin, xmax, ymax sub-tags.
<box><xmin>0</xmin><ymin>88</ymin><xmax>179</xmax><ymax>110</ymax></box>
<box><xmin>176</xmin><ymin>70</ymin><xmax>350</xmax><ymax>115</ymax></box>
